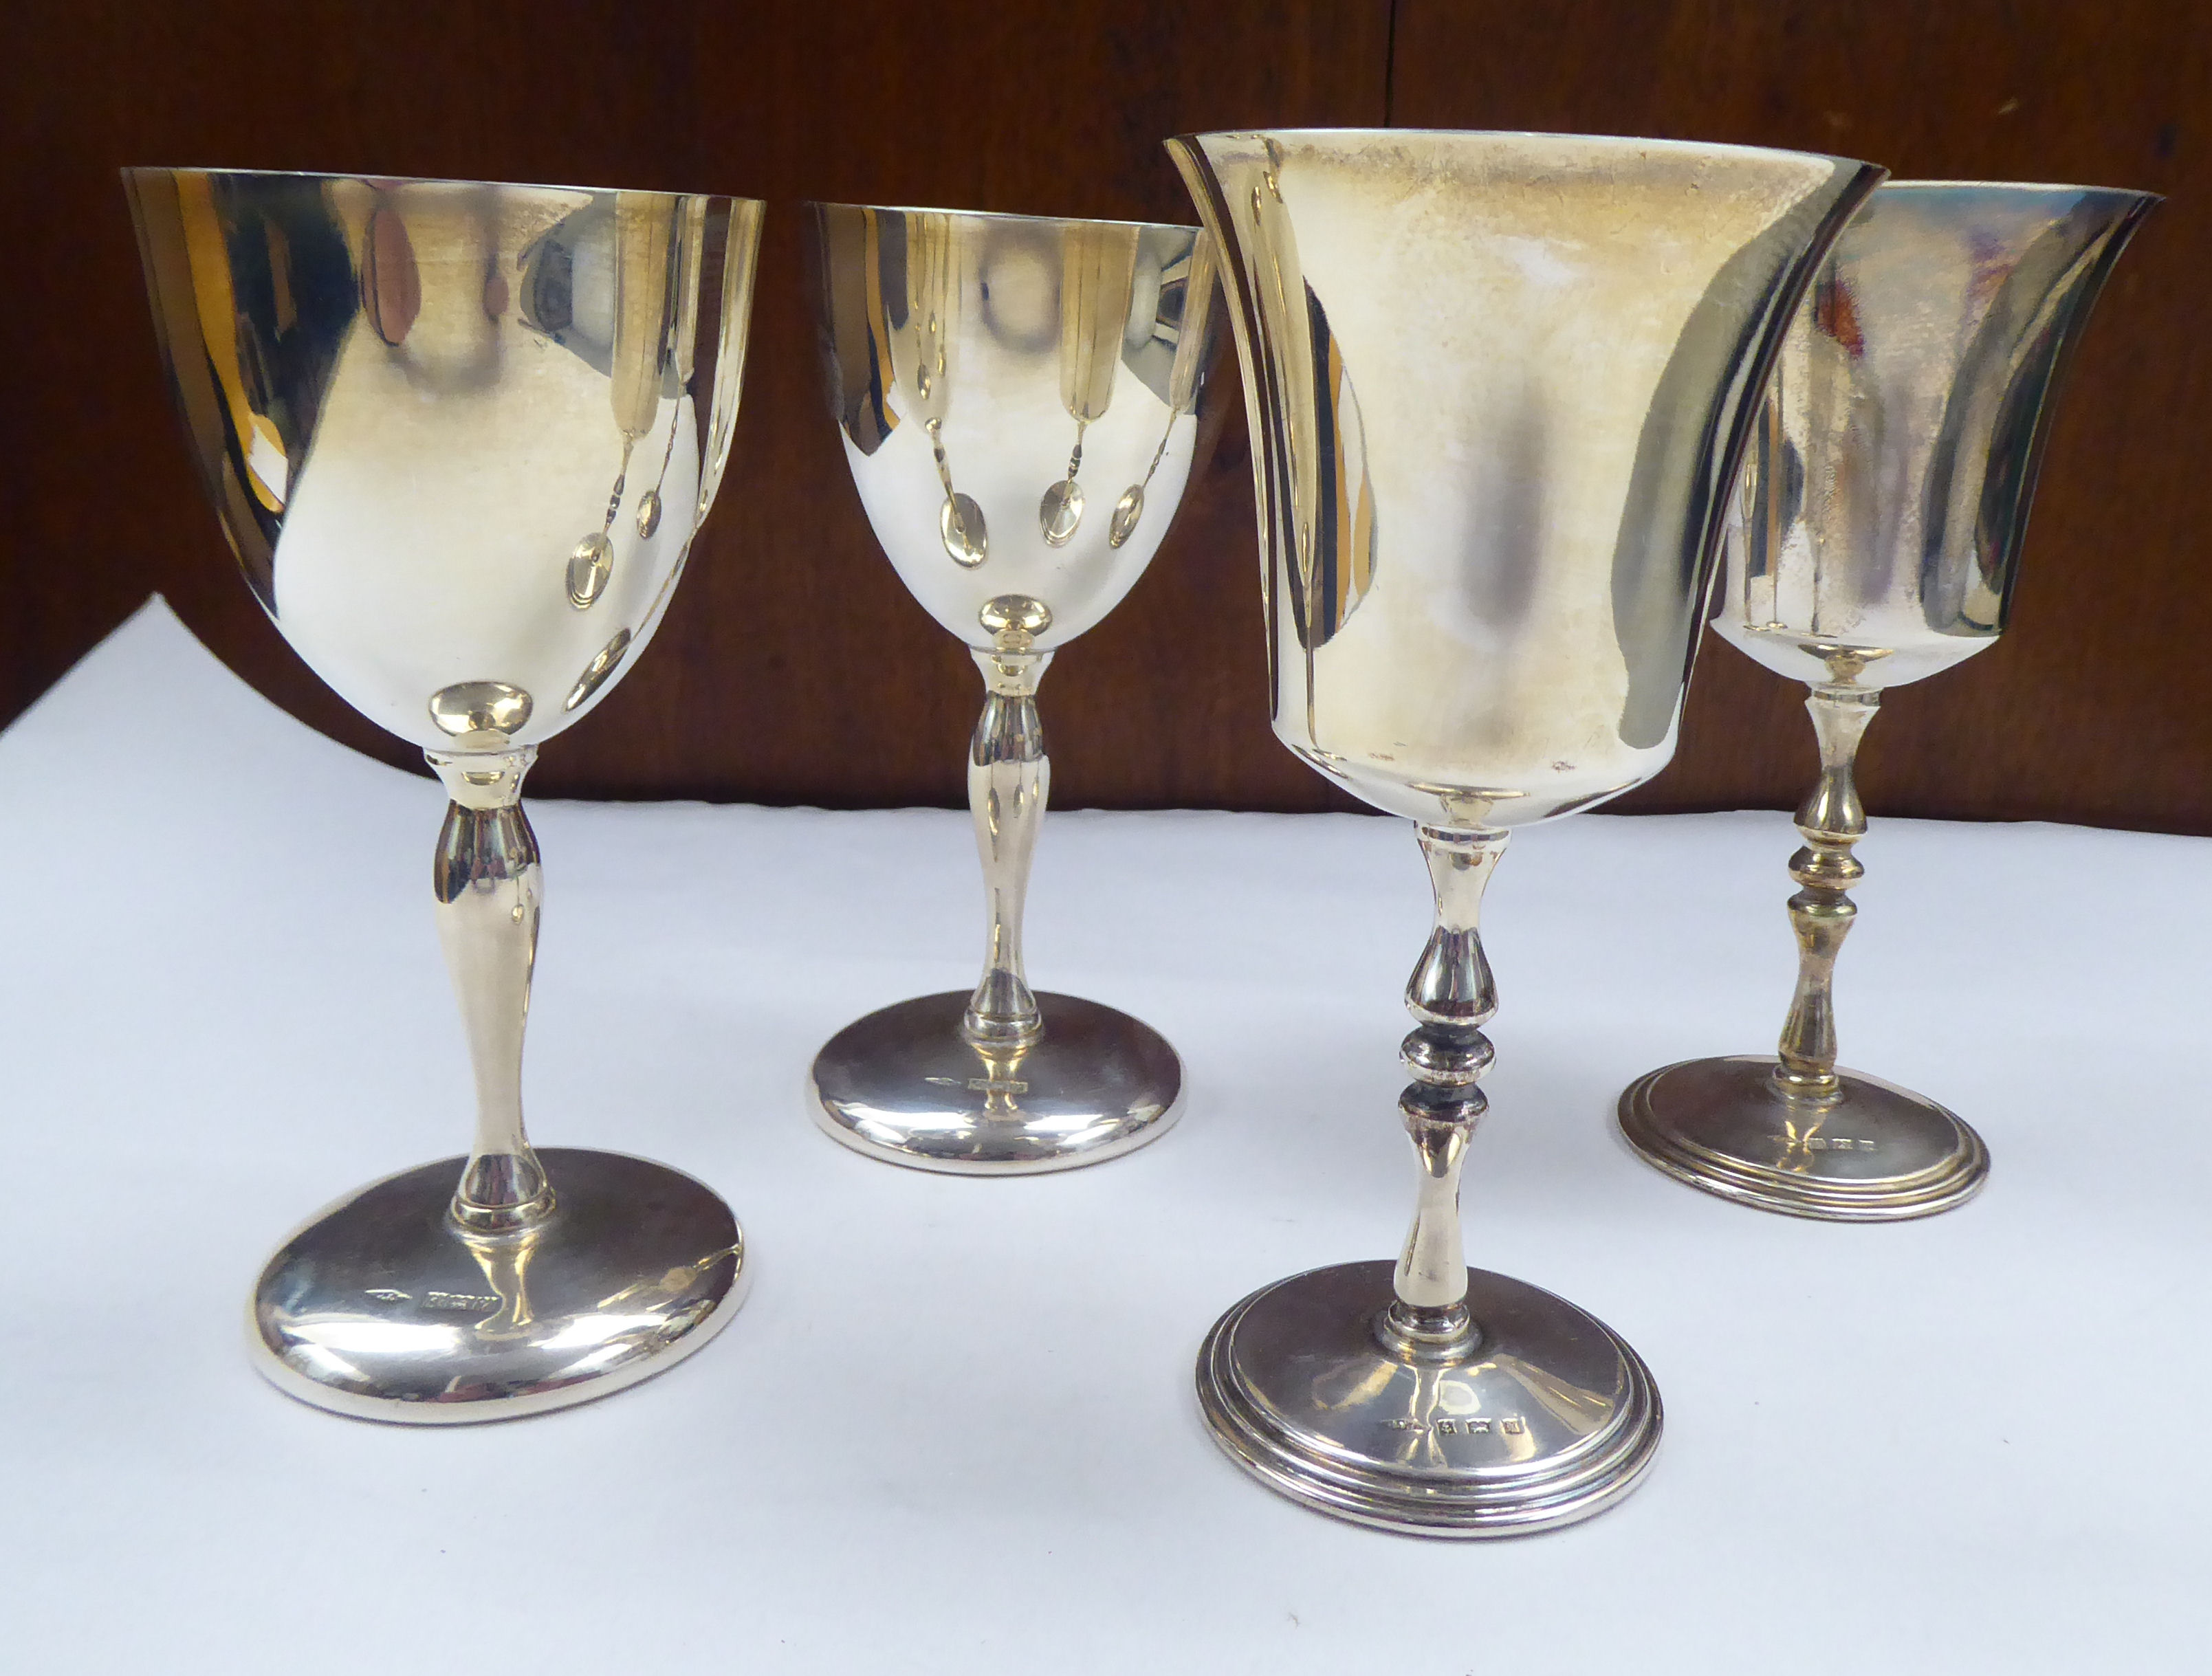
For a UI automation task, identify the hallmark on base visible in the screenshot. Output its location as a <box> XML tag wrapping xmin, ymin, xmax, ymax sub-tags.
<box><xmin>921</xmin><ymin>1073</ymin><xmax>1031</xmax><ymax>1094</ymax></box>
<box><xmin>1383</xmin><ymin>1414</ymin><xmax>1528</xmax><ymax>1436</ymax></box>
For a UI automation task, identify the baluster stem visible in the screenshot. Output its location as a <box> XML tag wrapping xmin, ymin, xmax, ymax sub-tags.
<box><xmin>962</xmin><ymin>646</ymin><xmax>1053</xmax><ymax>1049</ymax></box>
<box><xmin>428</xmin><ymin>747</ymin><xmax>552</xmax><ymax>1233</ymax></box>
<box><xmin>1382</xmin><ymin>824</ymin><xmax>1509</xmax><ymax>1356</ymax></box>
<box><xmin>1774</xmin><ymin>684</ymin><xmax>1880</xmax><ymax>1099</ymax></box>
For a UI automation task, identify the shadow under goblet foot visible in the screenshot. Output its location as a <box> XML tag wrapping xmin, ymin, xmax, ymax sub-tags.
<box><xmin>250</xmin><ymin>1147</ymin><xmax>747</xmax><ymax>1422</ymax></box>
<box><xmin>1196</xmin><ymin>1259</ymin><xmax>1661</xmax><ymax>1538</ymax></box>
<box><xmin>1618</xmin><ymin>1055</ymin><xmax>1989</xmax><ymax>1221</ymax></box>
<box><xmin>809</xmin><ymin>991</ymin><xmax>1182</xmax><ymax>1175</ymax></box>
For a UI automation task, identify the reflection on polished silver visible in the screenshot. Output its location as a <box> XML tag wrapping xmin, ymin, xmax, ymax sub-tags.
<box><xmin>805</xmin><ymin>202</ymin><xmax>1216</xmax><ymax>1173</ymax></box>
<box><xmin>1172</xmin><ymin>128</ymin><xmax>1884</xmax><ymax>1534</ymax></box>
<box><xmin>1619</xmin><ymin>180</ymin><xmax>2156</xmax><ymax>1223</ymax></box>
<box><xmin>1200</xmin><ymin>1262</ymin><xmax>1660</xmax><ymax>1536</ymax></box>
<box><xmin>253</xmin><ymin>1149</ymin><xmax>744</xmax><ymax>1422</ymax></box>
<box><xmin>810</xmin><ymin>993</ymin><xmax>1181</xmax><ymax>1174</ymax></box>
<box><xmin>127</xmin><ymin>168</ymin><xmax>764</xmax><ymax>1418</ymax></box>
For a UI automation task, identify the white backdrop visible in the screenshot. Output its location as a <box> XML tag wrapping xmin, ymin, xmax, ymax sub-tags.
<box><xmin>1</xmin><ymin>599</ymin><xmax>2203</xmax><ymax>1673</ymax></box>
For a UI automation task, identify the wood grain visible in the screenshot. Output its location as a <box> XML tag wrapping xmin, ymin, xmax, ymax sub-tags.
<box><xmin>6</xmin><ymin>0</ymin><xmax>2205</xmax><ymax>830</ymax></box>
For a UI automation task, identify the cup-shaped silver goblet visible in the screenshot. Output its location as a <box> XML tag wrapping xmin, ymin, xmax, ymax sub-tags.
<box><xmin>127</xmin><ymin>168</ymin><xmax>764</xmax><ymax>1420</ymax></box>
<box><xmin>1170</xmin><ymin>129</ymin><xmax>1881</xmax><ymax>1535</ymax></box>
<box><xmin>805</xmin><ymin>203</ymin><xmax>1217</xmax><ymax>1173</ymax></box>
<box><xmin>1618</xmin><ymin>181</ymin><xmax>2156</xmax><ymax>1222</ymax></box>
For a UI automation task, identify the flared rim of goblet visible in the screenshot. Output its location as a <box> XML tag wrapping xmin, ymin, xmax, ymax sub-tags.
<box><xmin>806</xmin><ymin>198</ymin><xmax>1199</xmax><ymax>237</ymax></box>
<box><xmin>1874</xmin><ymin>177</ymin><xmax>2162</xmax><ymax>206</ymax></box>
<box><xmin>120</xmin><ymin>164</ymin><xmax>763</xmax><ymax>210</ymax></box>
<box><xmin>1168</xmin><ymin>125</ymin><xmax>1874</xmax><ymax>176</ymax></box>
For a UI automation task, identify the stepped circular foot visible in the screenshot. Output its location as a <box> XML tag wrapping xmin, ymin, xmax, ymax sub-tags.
<box><xmin>1619</xmin><ymin>1054</ymin><xmax>1988</xmax><ymax>1221</ymax></box>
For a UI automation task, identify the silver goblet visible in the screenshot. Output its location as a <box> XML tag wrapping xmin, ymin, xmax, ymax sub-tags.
<box><xmin>1619</xmin><ymin>181</ymin><xmax>2157</xmax><ymax>1222</ymax></box>
<box><xmin>806</xmin><ymin>203</ymin><xmax>1217</xmax><ymax>1173</ymax></box>
<box><xmin>127</xmin><ymin>168</ymin><xmax>764</xmax><ymax>1420</ymax></box>
<box><xmin>1170</xmin><ymin>129</ymin><xmax>1881</xmax><ymax>1534</ymax></box>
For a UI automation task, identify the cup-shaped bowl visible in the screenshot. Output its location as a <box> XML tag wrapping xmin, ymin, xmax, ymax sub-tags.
<box><xmin>1713</xmin><ymin>180</ymin><xmax>2158</xmax><ymax>691</ymax></box>
<box><xmin>1168</xmin><ymin>130</ymin><xmax>1883</xmax><ymax>826</ymax></box>
<box><xmin>809</xmin><ymin>202</ymin><xmax>1218</xmax><ymax>652</ymax></box>
<box><xmin>125</xmin><ymin>168</ymin><xmax>763</xmax><ymax>751</ymax></box>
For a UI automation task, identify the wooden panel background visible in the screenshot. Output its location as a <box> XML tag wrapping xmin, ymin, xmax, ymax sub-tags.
<box><xmin>6</xmin><ymin>0</ymin><xmax>2207</xmax><ymax>830</ymax></box>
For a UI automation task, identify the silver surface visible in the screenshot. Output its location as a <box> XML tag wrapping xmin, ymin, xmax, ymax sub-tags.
<box><xmin>1172</xmin><ymin>127</ymin><xmax>1884</xmax><ymax>1535</ymax></box>
<box><xmin>428</xmin><ymin>747</ymin><xmax>554</xmax><ymax>1231</ymax></box>
<box><xmin>127</xmin><ymin>169</ymin><xmax>763</xmax><ymax>751</ymax></box>
<box><xmin>1716</xmin><ymin>181</ymin><xmax>2159</xmax><ymax>690</ymax></box>
<box><xmin>127</xmin><ymin>168</ymin><xmax>763</xmax><ymax>1415</ymax></box>
<box><xmin>253</xmin><ymin>1147</ymin><xmax>746</xmax><ymax>1422</ymax></box>
<box><xmin>962</xmin><ymin>639</ymin><xmax>1051</xmax><ymax>1048</ymax></box>
<box><xmin>808</xmin><ymin>202</ymin><xmax>1216</xmax><ymax>653</ymax></box>
<box><xmin>806</xmin><ymin>203</ymin><xmax>1215</xmax><ymax>1171</ymax></box>
<box><xmin>1623</xmin><ymin>180</ymin><xmax>2155</xmax><ymax>1220</ymax></box>
<box><xmin>1620</xmin><ymin>1057</ymin><xmax>1986</xmax><ymax>1221</ymax></box>
<box><xmin>1198</xmin><ymin>1261</ymin><xmax>1661</xmax><ymax>1536</ymax></box>
<box><xmin>810</xmin><ymin>991</ymin><xmax>1182</xmax><ymax>1175</ymax></box>
<box><xmin>1174</xmin><ymin>129</ymin><xmax>1881</xmax><ymax>831</ymax></box>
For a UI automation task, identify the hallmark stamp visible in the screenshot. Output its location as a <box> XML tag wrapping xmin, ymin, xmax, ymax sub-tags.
<box><xmin>921</xmin><ymin>1074</ymin><xmax>1031</xmax><ymax>1095</ymax></box>
<box><xmin>424</xmin><ymin>1290</ymin><xmax>500</xmax><ymax>1312</ymax></box>
<box><xmin>1383</xmin><ymin>1415</ymin><xmax>1526</xmax><ymax>1437</ymax></box>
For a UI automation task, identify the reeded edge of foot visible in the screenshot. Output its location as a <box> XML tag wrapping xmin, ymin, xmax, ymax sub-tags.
<box><xmin>1617</xmin><ymin>1056</ymin><xmax>1989</xmax><ymax>1222</ymax></box>
<box><xmin>248</xmin><ymin>1147</ymin><xmax>747</xmax><ymax>1424</ymax></box>
<box><xmin>809</xmin><ymin>991</ymin><xmax>1184</xmax><ymax>1176</ymax></box>
<box><xmin>1194</xmin><ymin>1264</ymin><xmax>1663</xmax><ymax>1539</ymax></box>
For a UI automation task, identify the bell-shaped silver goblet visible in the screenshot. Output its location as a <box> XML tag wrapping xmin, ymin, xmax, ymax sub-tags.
<box><xmin>1618</xmin><ymin>181</ymin><xmax>2156</xmax><ymax>1222</ymax></box>
<box><xmin>1169</xmin><ymin>129</ymin><xmax>1882</xmax><ymax>1535</ymax></box>
<box><xmin>805</xmin><ymin>203</ymin><xmax>1217</xmax><ymax>1173</ymax></box>
<box><xmin>126</xmin><ymin>168</ymin><xmax>764</xmax><ymax>1420</ymax></box>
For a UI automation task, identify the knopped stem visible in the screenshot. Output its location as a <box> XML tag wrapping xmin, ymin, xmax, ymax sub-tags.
<box><xmin>1380</xmin><ymin>825</ymin><xmax>1509</xmax><ymax>1360</ymax></box>
<box><xmin>1774</xmin><ymin>684</ymin><xmax>1880</xmax><ymax>1100</ymax></box>
<box><xmin>428</xmin><ymin>747</ymin><xmax>552</xmax><ymax>1233</ymax></box>
<box><xmin>961</xmin><ymin>643</ymin><xmax>1053</xmax><ymax>1050</ymax></box>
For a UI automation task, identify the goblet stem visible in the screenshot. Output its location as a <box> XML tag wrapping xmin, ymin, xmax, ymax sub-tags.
<box><xmin>427</xmin><ymin>747</ymin><xmax>553</xmax><ymax>1233</ymax></box>
<box><xmin>1386</xmin><ymin>825</ymin><xmax>1508</xmax><ymax>1350</ymax></box>
<box><xmin>961</xmin><ymin>646</ymin><xmax>1053</xmax><ymax>1048</ymax></box>
<box><xmin>1774</xmin><ymin>684</ymin><xmax>1880</xmax><ymax>1098</ymax></box>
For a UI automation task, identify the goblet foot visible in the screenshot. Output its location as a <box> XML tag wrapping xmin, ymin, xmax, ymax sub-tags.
<box><xmin>1618</xmin><ymin>1054</ymin><xmax>1988</xmax><ymax>1221</ymax></box>
<box><xmin>1196</xmin><ymin>1259</ymin><xmax>1661</xmax><ymax>1538</ymax></box>
<box><xmin>809</xmin><ymin>990</ymin><xmax>1182</xmax><ymax>1174</ymax></box>
<box><xmin>251</xmin><ymin>1147</ymin><xmax>745</xmax><ymax>1422</ymax></box>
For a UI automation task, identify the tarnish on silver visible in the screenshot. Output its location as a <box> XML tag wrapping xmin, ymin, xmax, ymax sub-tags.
<box><xmin>1620</xmin><ymin>179</ymin><xmax>2158</xmax><ymax>1222</ymax></box>
<box><xmin>126</xmin><ymin>168</ymin><xmax>765</xmax><ymax>1418</ymax></box>
<box><xmin>804</xmin><ymin>203</ymin><xmax>1218</xmax><ymax>1174</ymax></box>
<box><xmin>1172</xmin><ymin>126</ymin><xmax>1887</xmax><ymax>1535</ymax></box>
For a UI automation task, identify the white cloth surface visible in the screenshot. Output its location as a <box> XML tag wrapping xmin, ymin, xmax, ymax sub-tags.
<box><xmin>1</xmin><ymin>598</ymin><xmax>2205</xmax><ymax>1673</ymax></box>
